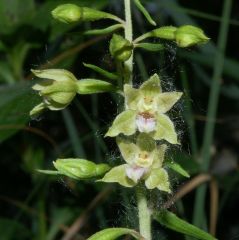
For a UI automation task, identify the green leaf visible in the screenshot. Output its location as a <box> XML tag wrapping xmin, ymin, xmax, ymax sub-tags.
<box><xmin>166</xmin><ymin>161</ymin><xmax>190</xmax><ymax>178</ymax></box>
<box><xmin>133</xmin><ymin>0</ymin><xmax>156</xmax><ymax>26</ymax></box>
<box><xmin>87</xmin><ymin>227</ymin><xmax>140</xmax><ymax>240</ymax></box>
<box><xmin>0</xmin><ymin>83</ymin><xmax>41</xmax><ymax>142</ymax></box>
<box><xmin>84</xmin><ymin>24</ymin><xmax>123</xmax><ymax>35</ymax></box>
<box><xmin>135</xmin><ymin>43</ymin><xmax>164</xmax><ymax>52</ymax></box>
<box><xmin>154</xmin><ymin>210</ymin><xmax>217</xmax><ymax>240</ymax></box>
<box><xmin>83</xmin><ymin>63</ymin><xmax>119</xmax><ymax>81</ymax></box>
<box><xmin>76</xmin><ymin>79</ymin><xmax>116</xmax><ymax>94</ymax></box>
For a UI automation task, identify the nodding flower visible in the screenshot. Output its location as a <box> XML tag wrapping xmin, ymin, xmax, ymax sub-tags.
<box><xmin>30</xmin><ymin>69</ymin><xmax>78</xmax><ymax>117</ymax></box>
<box><xmin>106</xmin><ymin>73</ymin><xmax>182</xmax><ymax>144</ymax></box>
<box><xmin>99</xmin><ymin>134</ymin><xmax>171</xmax><ymax>193</ymax></box>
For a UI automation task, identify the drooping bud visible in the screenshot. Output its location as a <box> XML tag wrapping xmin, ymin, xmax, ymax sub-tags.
<box><xmin>53</xmin><ymin>159</ymin><xmax>110</xmax><ymax>180</ymax></box>
<box><xmin>30</xmin><ymin>69</ymin><xmax>78</xmax><ymax>116</ymax></box>
<box><xmin>175</xmin><ymin>25</ymin><xmax>209</xmax><ymax>48</ymax></box>
<box><xmin>109</xmin><ymin>34</ymin><xmax>133</xmax><ymax>62</ymax></box>
<box><xmin>52</xmin><ymin>4</ymin><xmax>119</xmax><ymax>24</ymax></box>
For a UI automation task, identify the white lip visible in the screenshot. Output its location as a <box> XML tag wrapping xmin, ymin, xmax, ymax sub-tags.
<box><xmin>126</xmin><ymin>165</ymin><xmax>147</xmax><ymax>183</ymax></box>
<box><xmin>136</xmin><ymin>114</ymin><xmax>156</xmax><ymax>133</ymax></box>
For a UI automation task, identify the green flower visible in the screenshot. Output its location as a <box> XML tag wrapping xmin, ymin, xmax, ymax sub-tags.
<box><xmin>106</xmin><ymin>74</ymin><xmax>182</xmax><ymax>144</ymax></box>
<box><xmin>99</xmin><ymin>134</ymin><xmax>170</xmax><ymax>192</ymax></box>
<box><xmin>30</xmin><ymin>69</ymin><xmax>78</xmax><ymax>116</ymax></box>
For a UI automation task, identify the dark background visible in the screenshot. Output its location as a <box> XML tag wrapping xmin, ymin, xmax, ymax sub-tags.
<box><xmin>0</xmin><ymin>0</ymin><xmax>238</xmax><ymax>239</ymax></box>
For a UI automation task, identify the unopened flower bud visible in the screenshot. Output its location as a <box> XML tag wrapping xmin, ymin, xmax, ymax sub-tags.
<box><xmin>175</xmin><ymin>25</ymin><xmax>209</xmax><ymax>48</ymax></box>
<box><xmin>30</xmin><ymin>69</ymin><xmax>78</xmax><ymax>116</ymax></box>
<box><xmin>110</xmin><ymin>34</ymin><xmax>133</xmax><ymax>62</ymax></box>
<box><xmin>53</xmin><ymin>159</ymin><xmax>110</xmax><ymax>180</ymax></box>
<box><xmin>52</xmin><ymin>4</ymin><xmax>118</xmax><ymax>24</ymax></box>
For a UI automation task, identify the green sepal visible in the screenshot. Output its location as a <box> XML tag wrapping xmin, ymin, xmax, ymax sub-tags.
<box><xmin>31</xmin><ymin>69</ymin><xmax>77</xmax><ymax>83</ymax></box>
<box><xmin>133</xmin><ymin>0</ymin><xmax>156</xmax><ymax>26</ymax></box>
<box><xmin>109</xmin><ymin>34</ymin><xmax>133</xmax><ymax>62</ymax></box>
<box><xmin>140</xmin><ymin>73</ymin><xmax>162</xmax><ymax>94</ymax></box>
<box><xmin>136</xmin><ymin>133</ymin><xmax>156</xmax><ymax>152</ymax></box>
<box><xmin>154</xmin><ymin>210</ymin><xmax>217</xmax><ymax>240</ymax></box>
<box><xmin>30</xmin><ymin>103</ymin><xmax>46</xmax><ymax>117</ymax></box>
<box><xmin>76</xmin><ymin>79</ymin><xmax>116</xmax><ymax>94</ymax></box>
<box><xmin>166</xmin><ymin>161</ymin><xmax>190</xmax><ymax>178</ymax></box>
<box><xmin>84</xmin><ymin>24</ymin><xmax>123</xmax><ymax>35</ymax></box>
<box><xmin>175</xmin><ymin>25</ymin><xmax>210</xmax><ymax>48</ymax></box>
<box><xmin>153</xmin><ymin>113</ymin><xmax>178</xmax><ymax>144</ymax></box>
<box><xmin>135</xmin><ymin>43</ymin><xmax>164</xmax><ymax>52</ymax></box>
<box><xmin>52</xmin><ymin>4</ymin><xmax>120</xmax><ymax>24</ymax></box>
<box><xmin>117</xmin><ymin>137</ymin><xmax>139</xmax><ymax>165</ymax></box>
<box><xmin>157</xmin><ymin>92</ymin><xmax>183</xmax><ymax>113</ymax></box>
<box><xmin>145</xmin><ymin>168</ymin><xmax>170</xmax><ymax>192</ymax></box>
<box><xmin>105</xmin><ymin>110</ymin><xmax>137</xmax><ymax>137</ymax></box>
<box><xmin>83</xmin><ymin>63</ymin><xmax>118</xmax><ymax>81</ymax></box>
<box><xmin>53</xmin><ymin>159</ymin><xmax>110</xmax><ymax>180</ymax></box>
<box><xmin>98</xmin><ymin>164</ymin><xmax>136</xmax><ymax>188</ymax></box>
<box><xmin>87</xmin><ymin>228</ymin><xmax>140</xmax><ymax>240</ymax></box>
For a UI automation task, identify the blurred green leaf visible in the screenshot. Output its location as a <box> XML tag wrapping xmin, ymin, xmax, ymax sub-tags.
<box><xmin>0</xmin><ymin>218</ymin><xmax>31</xmax><ymax>239</ymax></box>
<box><xmin>0</xmin><ymin>83</ymin><xmax>41</xmax><ymax>142</ymax></box>
<box><xmin>0</xmin><ymin>0</ymin><xmax>35</xmax><ymax>34</ymax></box>
<box><xmin>154</xmin><ymin>210</ymin><xmax>216</xmax><ymax>240</ymax></box>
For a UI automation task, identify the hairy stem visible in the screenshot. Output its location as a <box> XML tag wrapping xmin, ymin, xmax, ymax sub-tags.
<box><xmin>124</xmin><ymin>0</ymin><xmax>133</xmax><ymax>84</ymax></box>
<box><xmin>136</xmin><ymin>186</ymin><xmax>152</xmax><ymax>240</ymax></box>
<box><xmin>123</xmin><ymin>1</ymin><xmax>152</xmax><ymax>238</ymax></box>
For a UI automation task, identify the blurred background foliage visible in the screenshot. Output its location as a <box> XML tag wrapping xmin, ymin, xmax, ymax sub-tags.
<box><xmin>0</xmin><ymin>0</ymin><xmax>239</xmax><ymax>239</ymax></box>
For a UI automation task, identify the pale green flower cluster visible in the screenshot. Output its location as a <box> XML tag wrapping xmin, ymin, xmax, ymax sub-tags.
<box><xmin>100</xmin><ymin>74</ymin><xmax>183</xmax><ymax>192</ymax></box>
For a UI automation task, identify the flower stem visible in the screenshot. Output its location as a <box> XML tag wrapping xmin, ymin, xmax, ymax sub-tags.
<box><xmin>124</xmin><ymin>0</ymin><xmax>133</xmax><ymax>84</ymax></box>
<box><xmin>136</xmin><ymin>185</ymin><xmax>152</xmax><ymax>240</ymax></box>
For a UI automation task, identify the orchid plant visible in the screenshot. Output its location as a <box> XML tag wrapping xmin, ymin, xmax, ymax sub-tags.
<box><xmin>31</xmin><ymin>1</ymin><xmax>214</xmax><ymax>240</ymax></box>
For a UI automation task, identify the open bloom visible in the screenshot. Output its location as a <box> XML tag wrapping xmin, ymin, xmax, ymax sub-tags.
<box><xmin>99</xmin><ymin>134</ymin><xmax>171</xmax><ymax>192</ymax></box>
<box><xmin>106</xmin><ymin>74</ymin><xmax>182</xmax><ymax>144</ymax></box>
<box><xmin>30</xmin><ymin>69</ymin><xmax>78</xmax><ymax>116</ymax></box>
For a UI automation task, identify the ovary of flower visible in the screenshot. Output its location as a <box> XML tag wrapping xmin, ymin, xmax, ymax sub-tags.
<box><xmin>125</xmin><ymin>165</ymin><xmax>148</xmax><ymax>183</ymax></box>
<box><xmin>136</xmin><ymin>112</ymin><xmax>156</xmax><ymax>133</ymax></box>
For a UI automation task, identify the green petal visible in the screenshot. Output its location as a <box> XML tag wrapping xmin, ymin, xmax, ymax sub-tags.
<box><xmin>117</xmin><ymin>137</ymin><xmax>139</xmax><ymax>164</ymax></box>
<box><xmin>41</xmin><ymin>81</ymin><xmax>77</xmax><ymax>95</ymax></box>
<box><xmin>157</xmin><ymin>92</ymin><xmax>183</xmax><ymax>113</ymax></box>
<box><xmin>105</xmin><ymin>110</ymin><xmax>137</xmax><ymax>137</ymax></box>
<box><xmin>152</xmin><ymin>144</ymin><xmax>167</xmax><ymax>168</ymax></box>
<box><xmin>145</xmin><ymin>168</ymin><xmax>170</xmax><ymax>192</ymax></box>
<box><xmin>124</xmin><ymin>84</ymin><xmax>140</xmax><ymax>110</ymax></box>
<box><xmin>140</xmin><ymin>74</ymin><xmax>162</xmax><ymax>95</ymax></box>
<box><xmin>30</xmin><ymin>103</ymin><xmax>46</xmax><ymax>116</ymax></box>
<box><xmin>31</xmin><ymin>69</ymin><xmax>77</xmax><ymax>82</ymax></box>
<box><xmin>46</xmin><ymin>92</ymin><xmax>76</xmax><ymax>105</ymax></box>
<box><xmin>98</xmin><ymin>164</ymin><xmax>136</xmax><ymax>187</ymax></box>
<box><xmin>32</xmin><ymin>80</ymin><xmax>52</xmax><ymax>91</ymax></box>
<box><xmin>153</xmin><ymin>113</ymin><xmax>178</xmax><ymax>144</ymax></box>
